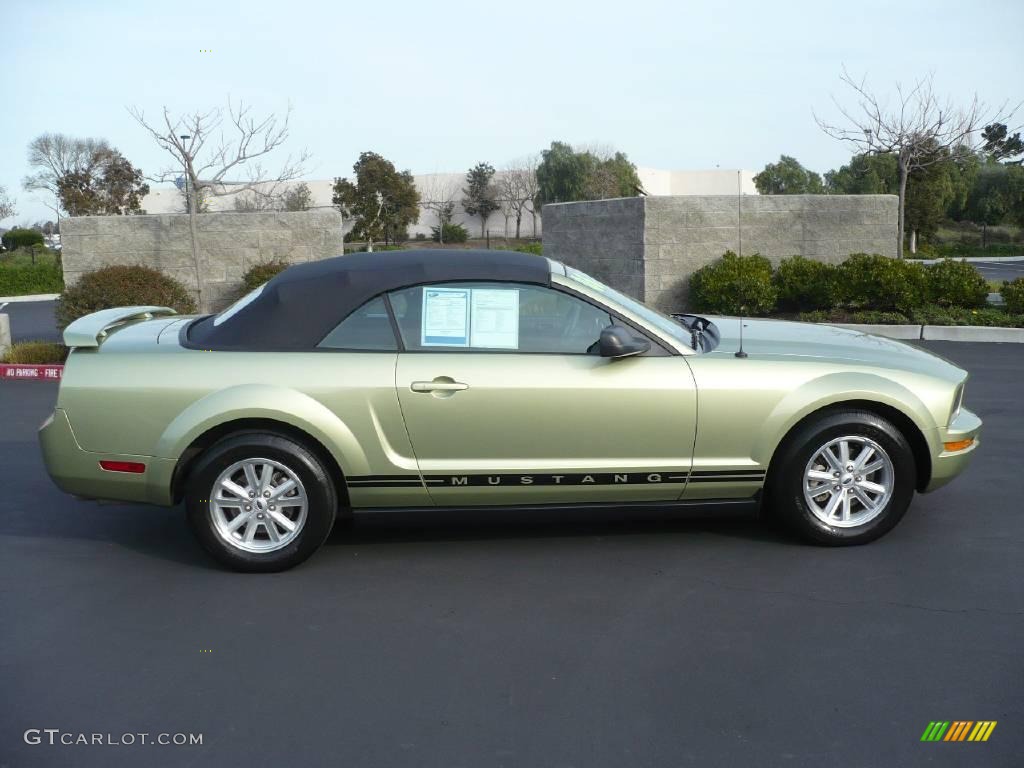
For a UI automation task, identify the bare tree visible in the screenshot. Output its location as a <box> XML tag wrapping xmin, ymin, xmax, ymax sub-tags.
<box><xmin>233</xmin><ymin>188</ymin><xmax>281</xmax><ymax>212</ymax></box>
<box><xmin>816</xmin><ymin>69</ymin><xmax>1017</xmax><ymax>257</ymax></box>
<box><xmin>498</xmin><ymin>163</ymin><xmax>537</xmax><ymax>239</ymax></box>
<box><xmin>521</xmin><ymin>154</ymin><xmax>542</xmax><ymax>237</ymax></box>
<box><xmin>0</xmin><ymin>184</ymin><xmax>15</xmax><ymax>221</ymax></box>
<box><xmin>22</xmin><ymin>134</ymin><xmax>112</xmax><ymax>217</ymax></box>
<box><xmin>128</xmin><ymin>100</ymin><xmax>310</xmax><ymax>308</ymax></box>
<box><xmin>419</xmin><ymin>174</ymin><xmax>459</xmax><ymax>243</ymax></box>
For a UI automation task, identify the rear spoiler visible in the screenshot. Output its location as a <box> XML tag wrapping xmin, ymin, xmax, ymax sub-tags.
<box><xmin>63</xmin><ymin>306</ymin><xmax>178</xmax><ymax>348</ymax></box>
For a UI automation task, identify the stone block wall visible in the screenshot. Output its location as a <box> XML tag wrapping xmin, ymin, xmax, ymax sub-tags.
<box><xmin>539</xmin><ymin>197</ymin><xmax>646</xmax><ymax>299</ymax></box>
<box><xmin>61</xmin><ymin>210</ymin><xmax>344</xmax><ymax>311</ymax></box>
<box><xmin>544</xmin><ymin>194</ymin><xmax>898</xmax><ymax>312</ymax></box>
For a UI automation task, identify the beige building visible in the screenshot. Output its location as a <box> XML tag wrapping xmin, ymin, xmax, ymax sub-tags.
<box><xmin>140</xmin><ymin>168</ymin><xmax>758</xmax><ymax>239</ymax></box>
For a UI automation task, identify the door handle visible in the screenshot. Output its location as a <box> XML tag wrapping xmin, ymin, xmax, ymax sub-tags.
<box><xmin>410</xmin><ymin>378</ymin><xmax>469</xmax><ymax>394</ymax></box>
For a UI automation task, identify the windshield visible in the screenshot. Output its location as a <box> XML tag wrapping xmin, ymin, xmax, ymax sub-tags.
<box><xmin>562</xmin><ymin>266</ymin><xmax>692</xmax><ymax>346</ymax></box>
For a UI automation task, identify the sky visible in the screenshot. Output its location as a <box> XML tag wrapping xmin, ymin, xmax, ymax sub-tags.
<box><xmin>1</xmin><ymin>0</ymin><xmax>1021</xmax><ymax>226</ymax></box>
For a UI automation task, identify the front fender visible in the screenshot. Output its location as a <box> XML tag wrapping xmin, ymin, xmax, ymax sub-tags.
<box><xmin>749</xmin><ymin>372</ymin><xmax>941</xmax><ymax>466</ymax></box>
<box><xmin>154</xmin><ymin>384</ymin><xmax>370</xmax><ymax>474</ymax></box>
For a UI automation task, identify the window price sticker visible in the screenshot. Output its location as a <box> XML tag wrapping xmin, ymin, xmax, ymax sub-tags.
<box><xmin>421</xmin><ymin>287</ymin><xmax>470</xmax><ymax>346</ymax></box>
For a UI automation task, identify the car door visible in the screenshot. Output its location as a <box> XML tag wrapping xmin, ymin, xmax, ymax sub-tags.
<box><xmin>314</xmin><ymin>296</ymin><xmax>432</xmax><ymax>509</ymax></box>
<box><xmin>389</xmin><ymin>281</ymin><xmax>697</xmax><ymax>506</ymax></box>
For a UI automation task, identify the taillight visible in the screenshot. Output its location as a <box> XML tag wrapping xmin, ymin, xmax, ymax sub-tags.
<box><xmin>99</xmin><ymin>460</ymin><xmax>146</xmax><ymax>474</ymax></box>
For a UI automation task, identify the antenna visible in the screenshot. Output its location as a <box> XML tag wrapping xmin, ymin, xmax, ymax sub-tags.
<box><xmin>735</xmin><ymin>306</ymin><xmax>748</xmax><ymax>359</ymax></box>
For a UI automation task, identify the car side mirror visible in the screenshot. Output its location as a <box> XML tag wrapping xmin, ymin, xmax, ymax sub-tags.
<box><xmin>599</xmin><ymin>325</ymin><xmax>650</xmax><ymax>359</ymax></box>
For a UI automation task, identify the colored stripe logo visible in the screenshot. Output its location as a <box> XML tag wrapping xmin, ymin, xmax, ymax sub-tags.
<box><xmin>920</xmin><ymin>721</ymin><xmax>997</xmax><ymax>742</ymax></box>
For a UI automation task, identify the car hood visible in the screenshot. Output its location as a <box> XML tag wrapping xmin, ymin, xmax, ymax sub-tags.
<box><xmin>704</xmin><ymin>316</ymin><xmax>964</xmax><ymax>381</ymax></box>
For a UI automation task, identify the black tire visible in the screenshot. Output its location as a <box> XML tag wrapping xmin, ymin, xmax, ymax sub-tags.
<box><xmin>768</xmin><ymin>409</ymin><xmax>916</xmax><ymax>546</ymax></box>
<box><xmin>185</xmin><ymin>432</ymin><xmax>338</xmax><ymax>571</ymax></box>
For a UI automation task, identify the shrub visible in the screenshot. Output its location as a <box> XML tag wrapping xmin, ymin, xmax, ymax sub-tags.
<box><xmin>1</xmin><ymin>340</ymin><xmax>69</xmax><ymax>364</ymax></box>
<box><xmin>835</xmin><ymin>253</ymin><xmax>928</xmax><ymax>312</ymax></box>
<box><xmin>926</xmin><ymin>243</ymin><xmax>1022</xmax><ymax>259</ymax></box>
<box><xmin>55</xmin><ymin>265</ymin><xmax>197</xmax><ymax>329</ymax></box>
<box><xmin>907</xmin><ymin>305</ymin><xmax>1024</xmax><ymax>327</ymax></box>
<box><xmin>0</xmin><ymin>261</ymin><xmax>64</xmax><ymax>295</ymax></box>
<box><xmin>798</xmin><ymin>309</ymin><xmax>911</xmax><ymax>325</ymax></box>
<box><xmin>913</xmin><ymin>242</ymin><xmax>939</xmax><ymax>259</ymax></box>
<box><xmin>511</xmin><ymin>241</ymin><xmax>543</xmax><ymax>256</ymax></box>
<box><xmin>798</xmin><ymin>306</ymin><xmax>1024</xmax><ymax>328</ymax></box>
<box><xmin>242</xmin><ymin>260</ymin><xmax>289</xmax><ymax>291</ymax></box>
<box><xmin>689</xmin><ymin>251</ymin><xmax>777</xmax><ymax>315</ymax></box>
<box><xmin>1</xmin><ymin>228</ymin><xmax>45</xmax><ymax>251</ymax></box>
<box><xmin>1002</xmin><ymin>278</ymin><xmax>1024</xmax><ymax>314</ymax></box>
<box><xmin>926</xmin><ymin>258</ymin><xmax>989</xmax><ymax>308</ymax></box>
<box><xmin>431</xmin><ymin>222</ymin><xmax>469</xmax><ymax>243</ymax></box>
<box><xmin>773</xmin><ymin>256</ymin><xmax>838</xmax><ymax>312</ymax></box>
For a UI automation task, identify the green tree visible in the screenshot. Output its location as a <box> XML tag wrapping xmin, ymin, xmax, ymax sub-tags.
<box><xmin>1</xmin><ymin>228</ymin><xmax>45</xmax><ymax>251</ymax></box>
<box><xmin>965</xmin><ymin>162</ymin><xmax>1024</xmax><ymax>230</ymax></box>
<box><xmin>57</xmin><ymin>149</ymin><xmax>149</xmax><ymax>216</ymax></box>
<box><xmin>903</xmin><ymin>153</ymin><xmax>956</xmax><ymax>247</ymax></box>
<box><xmin>825</xmin><ymin>153</ymin><xmax>898</xmax><ymax>194</ymax></box>
<box><xmin>332</xmin><ymin>152</ymin><xmax>419</xmax><ymax>249</ymax></box>
<box><xmin>536</xmin><ymin>142</ymin><xmax>642</xmax><ymax>204</ymax></box>
<box><xmin>462</xmin><ymin>162</ymin><xmax>500</xmax><ymax>237</ymax></box>
<box><xmin>982</xmin><ymin>123</ymin><xmax>1024</xmax><ymax>164</ymax></box>
<box><xmin>753</xmin><ymin>155</ymin><xmax>824</xmax><ymax>194</ymax></box>
<box><xmin>536</xmin><ymin>142</ymin><xmax>591</xmax><ymax>204</ymax></box>
<box><xmin>585</xmin><ymin>151</ymin><xmax>642</xmax><ymax>199</ymax></box>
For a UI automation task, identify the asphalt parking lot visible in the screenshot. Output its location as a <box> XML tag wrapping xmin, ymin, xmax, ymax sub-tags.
<box><xmin>1</xmin><ymin>341</ymin><xmax>1021</xmax><ymax>768</ymax></box>
<box><xmin>0</xmin><ymin>300</ymin><xmax>61</xmax><ymax>343</ymax></box>
<box><xmin>969</xmin><ymin>258</ymin><xmax>1024</xmax><ymax>283</ymax></box>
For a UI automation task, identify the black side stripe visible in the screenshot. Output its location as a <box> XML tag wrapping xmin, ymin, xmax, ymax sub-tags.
<box><xmin>690</xmin><ymin>470</ymin><xmax>765</xmax><ymax>477</ymax></box>
<box><xmin>347</xmin><ymin>471</ymin><xmax>765</xmax><ymax>488</ymax></box>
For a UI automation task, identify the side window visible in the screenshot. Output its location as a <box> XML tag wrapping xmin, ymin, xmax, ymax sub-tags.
<box><xmin>318</xmin><ymin>296</ymin><xmax>397</xmax><ymax>351</ymax></box>
<box><xmin>388</xmin><ymin>283</ymin><xmax>613</xmax><ymax>354</ymax></box>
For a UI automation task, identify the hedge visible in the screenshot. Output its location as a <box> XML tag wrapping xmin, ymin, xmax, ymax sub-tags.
<box><xmin>431</xmin><ymin>223</ymin><xmax>469</xmax><ymax>243</ymax></box>
<box><xmin>1002</xmin><ymin>278</ymin><xmax>1024</xmax><ymax>314</ymax></box>
<box><xmin>689</xmin><ymin>252</ymin><xmax>1002</xmax><ymax>317</ymax></box>
<box><xmin>56</xmin><ymin>265</ymin><xmax>196</xmax><ymax>329</ymax></box>
<box><xmin>1</xmin><ymin>340</ymin><xmax>69</xmax><ymax>364</ymax></box>
<box><xmin>689</xmin><ymin>251</ymin><xmax>777</xmax><ymax>315</ymax></box>
<box><xmin>773</xmin><ymin>256</ymin><xmax>837</xmax><ymax>312</ymax></box>
<box><xmin>242</xmin><ymin>260</ymin><xmax>289</xmax><ymax>291</ymax></box>
<box><xmin>799</xmin><ymin>306</ymin><xmax>1024</xmax><ymax>328</ymax></box>
<box><xmin>1</xmin><ymin>228</ymin><xmax>45</xmax><ymax>251</ymax></box>
<box><xmin>0</xmin><ymin>262</ymin><xmax>64</xmax><ymax>296</ymax></box>
<box><xmin>919</xmin><ymin>243</ymin><xmax>1023</xmax><ymax>259</ymax></box>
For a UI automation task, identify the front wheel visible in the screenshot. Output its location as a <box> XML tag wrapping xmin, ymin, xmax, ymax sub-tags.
<box><xmin>768</xmin><ymin>410</ymin><xmax>916</xmax><ymax>545</ymax></box>
<box><xmin>185</xmin><ymin>432</ymin><xmax>337</xmax><ymax>571</ymax></box>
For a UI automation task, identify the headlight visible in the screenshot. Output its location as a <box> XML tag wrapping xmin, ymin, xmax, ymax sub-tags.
<box><xmin>950</xmin><ymin>383</ymin><xmax>964</xmax><ymax>422</ymax></box>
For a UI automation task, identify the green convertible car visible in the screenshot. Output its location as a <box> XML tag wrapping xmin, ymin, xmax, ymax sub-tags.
<box><xmin>40</xmin><ymin>250</ymin><xmax>980</xmax><ymax>571</ymax></box>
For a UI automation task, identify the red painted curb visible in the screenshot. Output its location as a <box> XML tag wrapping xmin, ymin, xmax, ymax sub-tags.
<box><xmin>0</xmin><ymin>364</ymin><xmax>64</xmax><ymax>381</ymax></box>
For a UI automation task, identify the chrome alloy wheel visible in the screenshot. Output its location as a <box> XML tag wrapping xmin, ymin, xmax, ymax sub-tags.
<box><xmin>210</xmin><ymin>458</ymin><xmax>308</xmax><ymax>553</ymax></box>
<box><xmin>803</xmin><ymin>435</ymin><xmax>894</xmax><ymax>528</ymax></box>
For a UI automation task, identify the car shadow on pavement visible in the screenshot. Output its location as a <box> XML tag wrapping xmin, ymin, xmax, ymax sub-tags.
<box><xmin>9</xmin><ymin>498</ymin><xmax>221</xmax><ymax>570</ymax></box>
<box><xmin>329</xmin><ymin>505</ymin><xmax>792</xmax><ymax>548</ymax></box>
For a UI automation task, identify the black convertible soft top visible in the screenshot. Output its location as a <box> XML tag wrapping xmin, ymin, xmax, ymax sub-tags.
<box><xmin>185</xmin><ymin>249</ymin><xmax>552</xmax><ymax>351</ymax></box>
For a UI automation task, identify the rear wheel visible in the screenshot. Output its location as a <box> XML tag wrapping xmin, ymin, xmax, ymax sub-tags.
<box><xmin>768</xmin><ymin>410</ymin><xmax>916</xmax><ymax>545</ymax></box>
<box><xmin>185</xmin><ymin>432</ymin><xmax>337</xmax><ymax>571</ymax></box>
